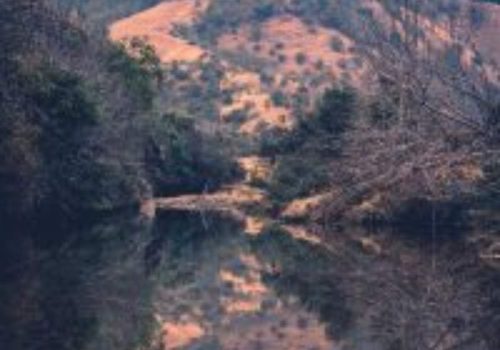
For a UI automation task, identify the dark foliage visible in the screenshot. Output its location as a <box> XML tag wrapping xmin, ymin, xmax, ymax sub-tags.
<box><xmin>0</xmin><ymin>1</ymin><xmax>238</xmax><ymax>227</ymax></box>
<box><xmin>390</xmin><ymin>197</ymin><xmax>470</xmax><ymax>241</ymax></box>
<box><xmin>259</xmin><ymin>87</ymin><xmax>356</xmax><ymax>204</ymax></box>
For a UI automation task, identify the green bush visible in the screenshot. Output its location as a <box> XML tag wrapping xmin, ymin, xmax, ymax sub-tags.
<box><xmin>329</xmin><ymin>36</ymin><xmax>344</xmax><ymax>52</ymax></box>
<box><xmin>19</xmin><ymin>66</ymin><xmax>105</xmax><ymax>215</ymax></box>
<box><xmin>271</xmin><ymin>90</ymin><xmax>287</xmax><ymax>107</ymax></box>
<box><xmin>105</xmin><ymin>42</ymin><xmax>159</xmax><ymax>110</ymax></box>
<box><xmin>313</xmin><ymin>86</ymin><xmax>356</xmax><ymax>134</ymax></box>
<box><xmin>27</xmin><ymin>66</ymin><xmax>98</xmax><ymax>137</ymax></box>
<box><xmin>295</xmin><ymin>52</ymin><xmax>307</xmax><ymax>65</ymax></box>
<box><xmin>267</xmin><ymin>156</ymin><xmax>331</xmax><ymax>203</ymax></box>
<box><xmin>261</xmin><ymin>86</ymin><xmax>357</xmax><ymax>157</ymax></box>
<box><xmin>145</xmin><ymin>113</ymin><xmax>240</xmax><ymax>196</ymax></box>
<box><xmin>259</xmin><ymin>87</ymin><xmax>358</xmax><ymax>204</ymax></box>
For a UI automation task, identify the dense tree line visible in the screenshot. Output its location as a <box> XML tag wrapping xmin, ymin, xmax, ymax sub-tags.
<box><xmin>0</xmin><ymin>0</ymin><xmax>237</xmax><ymax>227</ymax></box>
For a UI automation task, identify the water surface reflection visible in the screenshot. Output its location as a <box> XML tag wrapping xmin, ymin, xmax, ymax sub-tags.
<box><xmin>1</xmin><ymin>211</ymin><xmax>499</xmax><ymax>350</ymax></box>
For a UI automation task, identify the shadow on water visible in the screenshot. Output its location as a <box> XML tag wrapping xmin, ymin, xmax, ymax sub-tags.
<box><xmin>249</xmin><ymin>219</ymin><xmax>500</xmax><ymax>350</ymax></box>
<box><xmin>338</xmin><ymin>227</ymin><xmax>500</xmax><ymax>349</ymax></box>
<box><xmin>0</xmin><ymin>210</ymin><xmax>247</xmax><ymax>350</ymax></box>
<box><xmin>0</xmin><ymin>212</ymin><xmax>156</xmax><ymax>350</ymax></box>
<box><xmin>386</xmin><ymin>197</ymin><xmax>471</xmax><ymax>243</ymax></box>
<box><xmin>1</xmin><ymin>208</ymin><xmax>500</xmax><ymax>350</ymax></box>
<box><xmin>144</xmin><ymin>210</ymin><xmax>243</xmax><ymax>277</ymax></box>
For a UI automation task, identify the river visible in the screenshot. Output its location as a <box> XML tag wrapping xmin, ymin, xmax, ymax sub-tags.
<box><xmin>1</xmin><ymin>210</ymin><xmax>499</xmax><ymax>350</ymax></box>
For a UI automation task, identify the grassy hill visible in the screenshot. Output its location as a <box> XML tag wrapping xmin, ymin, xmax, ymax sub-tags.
<box><xmin>104</xmin><ymin>0</ymin><xmax>500</xmax><ymax>225</ymax></box>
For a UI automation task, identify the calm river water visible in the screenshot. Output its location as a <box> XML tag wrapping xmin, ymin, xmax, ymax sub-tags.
<box><xmin>1</xmin><ymin>210</ymin><xmax>499</xmax><ymax>350</ymax></box>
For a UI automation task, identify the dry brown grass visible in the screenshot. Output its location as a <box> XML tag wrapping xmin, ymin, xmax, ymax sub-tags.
<box><xmin>160</xmin><ymin>321</ymin><xmax>205</xmax><ymax>349</ymax></box>
<box><xmin>218</xmin><ymin>15</ymin><xmax>366</xmax><ymax>87</ymax></box>
<box><xmin>109</xmin><ymin>0</ymin><xmax>209</xmax><ymax>63</ymax></box>
<box><xmin>237</xmin><ymin>156</ymin><xmax>273</xmax><ymax>182</ymax></box>
<box><xmin>219</xmin><ymin>68</ymin><xmax>294</xmax><ymax>134</ymax></box>
<box><xmin>214</xmin><ymin>15</ymin><xmax>372</xmax><ymax>133</ymax></box>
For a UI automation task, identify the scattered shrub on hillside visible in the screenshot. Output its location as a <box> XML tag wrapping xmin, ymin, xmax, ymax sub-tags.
<box><xmin>271</xmin><ymin>90</ymin><xmax>287</xmax><ymax>107</ymax></box>
<box><xmin>295</xmin><ymin>52</ymin><xmax>307</xmax><ymax>65</ymax></box>
<box><xmin>330</xmin><ymin>36</ymin><xmax>344</xmax><ymax>52</ymax></box>
<box><xmin>275</xmin><ymin>41</ymin><xmax>285</xmax><ymax>50</ymax></box>
<box><xmin>314</xmin><ymin>86</ymin><xmax>356</xmax><ymax>135</ymax></box>
<box><xmin>260</xmin><ymin>72</ymin><xmax>275</xmax><ymax>85</ymax></box>
<box><xmin>315</xmin><ymin>59</ymin><xmax>325</xmax><ymax>71</ymax></box>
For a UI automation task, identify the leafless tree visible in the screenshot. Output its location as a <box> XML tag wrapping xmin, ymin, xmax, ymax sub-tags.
<box><xmin>320</xmin><ymin>0</ymin><xmax>500</xmax><ymax>221</ymax></box>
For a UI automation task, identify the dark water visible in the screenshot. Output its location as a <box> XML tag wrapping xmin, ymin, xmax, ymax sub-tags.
<box><xmin>1</xmin><ymin>211</ymin><xmax>500</xmax><ymax>350</ymax></box>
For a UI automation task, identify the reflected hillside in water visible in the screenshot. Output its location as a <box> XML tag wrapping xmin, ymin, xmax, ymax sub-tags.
<box><xmin>253</xmin><ymin>223</ymin><xmax>500</xmax><ymax>350</ymax></box>
<box><xmin>1</xmin><ymin>210</ymin><xmax>500</xmax><ymax>350</ymax></box>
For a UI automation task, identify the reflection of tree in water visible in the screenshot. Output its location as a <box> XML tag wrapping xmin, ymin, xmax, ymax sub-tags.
<box><xmin>475</xmin><ymin>265</ymin><xmax>500</xmax><ymax>350</ymax></box>
<box><xmin>143</xmin><ymin>210</ymin><xmax>247</xmax><ymax>348</ymax></box>
<box><xmin>0</xmin><ymin>211</ymin><xmax>245</xmax><ymax>350</ymax></box>
<box><xmin>144</xmin><ymin>210</ymin><xmax>243</xmax><ymax>278</ymax></box>
<box><xmin>146</xmin><ymin>212</ymin><xmax>338</xmax><ymax>350</ymax></box>
<box><xmin>2</xmin><ymin>211</ymin><xmax>499</xmax><ymax>350</ymax></box>
<box><xmin>0</xmin><ymin>213</ymin><xmax>157</xmax><ymax>350</ymax></box>
<box><xmin>359</xmin><ymin>238</ymin><xmax>485</xmax><ymax>350</ymax></box>
<box><xmin>250</xmin><ymin>228</ymin><xmax>353</xmax><ymax>341</ymax></box>
<box><xmin>250</xmin><ymin>225</ymin><xmax>500</xmax><ymax>350</ymax></box>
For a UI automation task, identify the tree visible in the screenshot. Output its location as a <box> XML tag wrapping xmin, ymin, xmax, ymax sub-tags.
<box><xmin>295</xmin><ymin>52</ymin><xmax>307</xmax><ymax>65</ymax></box>
<box><xmin>315</xmin><ymin>0</ymin><xmax>500</xmax><ymax>223</ymax></box>
<box><xmin>315</xmin><ymin>87</ymin><xmax>356</xmax><ymax>135</ymax></box>
<box><xmin>0</xmin><ymin>0</ymin><xmax>239</xmax><ymax>225</ymax></box>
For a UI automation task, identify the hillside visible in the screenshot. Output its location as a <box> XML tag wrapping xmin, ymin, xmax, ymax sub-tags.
<box><xmin>104</xmin><ymin>0</ymin><xmax>500</xmax><ymax>223</ymax></box>
<box><xmin>104</xmin><ymin>0</ymin><xmax>500</xmax><ymax>130</ymax></box>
